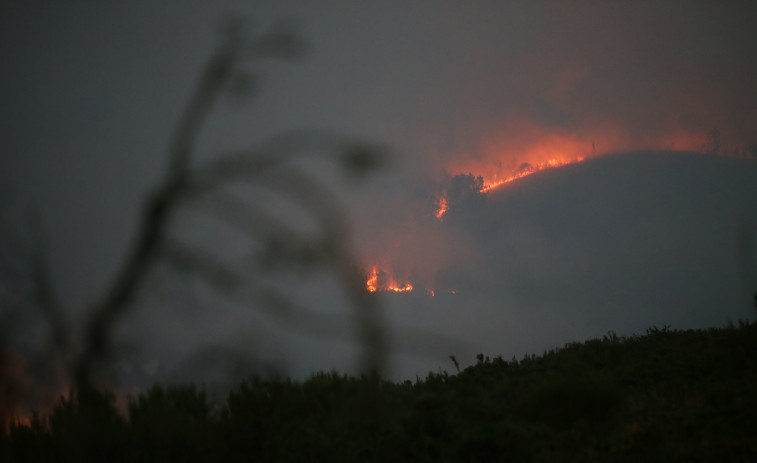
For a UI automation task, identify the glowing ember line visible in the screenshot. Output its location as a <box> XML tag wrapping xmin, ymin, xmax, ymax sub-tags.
<box><xmin>479</xmin><ymin>157</ymin><xmax>584</xmax><ymax>193</ymax></box>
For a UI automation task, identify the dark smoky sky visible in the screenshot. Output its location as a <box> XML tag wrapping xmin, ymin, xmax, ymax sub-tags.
<box><xmin>2</xmin><ymin>1</ymin><xmax>757</xmax><ymax>380</ymax></box>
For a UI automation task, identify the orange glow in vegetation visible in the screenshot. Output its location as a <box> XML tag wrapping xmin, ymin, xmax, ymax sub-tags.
<box><xmin>366</xmin><ymin>266</ymin><xmax>379</xmax><ymax>292</ymax></box>
<box><xmin>365</xmin><ymin>266</ymin><xmax>414</xmax><ymax>293</ymax></box>
<box><xmin>439</xmin><ymin>119</ymin><xmax>714</xmax><ymax>200</ymax></box>
<box><xmin>478</xmin><ymin>156</ymin><xmax>585</xmax><ymax>193</ymax></box>
<box><xmin>434</xmin><ymin>194</ymin><xmax>449</xmax><ymax>220</ymax></box>
<box><xmin>374</xmin><ymin>120</ymin><xmax>741</xmax><ymax>289</ymax></box>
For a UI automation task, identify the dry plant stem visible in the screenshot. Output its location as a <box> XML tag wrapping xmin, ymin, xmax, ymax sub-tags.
<box><xmin>73</xmin><ymin>27</ymin><xmax>387</xmax><ymax>388</ymax></box>
<box><xmin>74</xmin><ymin>40</ymin><xmax>238</xmax><ymax>390</ymax></box>
<box><xmin>188</xmin><ymin>160</ymin><xmax>387</xmax><ymax>374</ymax></box>
<box><xmin>29</xmin><ymin>235</ymin><xmax>67</xmax><ymax>352</ymax></box>
<box><xmin>273</xmin><ymin>166</ymin><xmax>386</xmax><ymax>375</ymax></box>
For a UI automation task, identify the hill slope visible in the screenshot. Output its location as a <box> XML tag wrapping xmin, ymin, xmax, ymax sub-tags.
<box><xmin>385</xmin><ymin>151</ymin><xmax>757</xmax><ymax>378</ymax></box>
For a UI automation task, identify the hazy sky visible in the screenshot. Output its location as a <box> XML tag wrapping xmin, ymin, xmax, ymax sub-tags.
<box><xmin>2</xmin><ymin>1</ymin><xmax>757</xmax><ymax>381</ymax></box>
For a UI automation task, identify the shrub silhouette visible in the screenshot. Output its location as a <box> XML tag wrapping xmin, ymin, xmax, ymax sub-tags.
<box><xmin>45</xmin><ymin>387</ymin><xmax>128</xmax><ymax>462</ymax></box>
<box><xmin>517</xmin><ymin>372</ymin><xmax>625</xmax><ymax>431</ymax></box>
<box><xmin>2</xmin><ymin>322</ymin><xmax>757</xmax><ymax>461</ymax></box>
<box><xmin>127</xmin><ymin>384</ymin><xmax>217</xmax><ymax>462</ymax></box>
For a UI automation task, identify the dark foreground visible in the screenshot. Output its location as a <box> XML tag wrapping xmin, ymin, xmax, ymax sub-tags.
<box><xmin>3</xmin><ymin>322</ymin><xmax>756</xmax><ymax>462</ymax></box>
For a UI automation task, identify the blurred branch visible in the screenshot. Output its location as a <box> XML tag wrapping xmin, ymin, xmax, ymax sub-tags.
<box><xmin>0</xmin><ymin>207</ymin><xmax>68</xmax><ymax>356</ymax></box>
<box><xmin>0</xmin><ymin>206</ymin><xmax>71</xmax><ymax>431</ymax></box>
<box><xmin>26</xmin><ymin>213</ymin><xmax>69</xmax><ymax>356</ymax></box>
<box><xmin>180</xmin><ymin>144</ymin><xmax>388</xmax><ymax>372</ymax></box>
<box><xmin>160</xmin><ymin>237</ymin><xmax>457</xmax><ymax>365</ymax></box>
<box><xmin>186</xmin><ymin>130</ymin><xmax>387</xmax><ymax>195</ymax></box>
<box><xmin>168</xmin><ymin>20</ymin><xmax>307</xmax><ymax>176</ymax></box>
<box><xmin>71</xmin><ymin>19</ymin><xmax>388</xmax><ymax>389</ymax></box>
<box><xmin>160</xmin><ymin>239</ymin><xmax>352</xmax><ymax>341</ymax></box>
<box><xmin>256</xmin><ymin>164</ymin><xmax>387</xmax><ymax>373</ymax></box>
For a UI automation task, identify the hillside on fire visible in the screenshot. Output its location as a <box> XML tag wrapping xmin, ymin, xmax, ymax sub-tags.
<box><xmin>2</xmin><ymin>321</ymin><xmax>756</xmax><ymax>462</ymax></box>
<box><xmin>369</xmin><ymin>150</ymin><xmax>757</xmax><ymax>379</ymax></box>
<box><xmin>3</xmin><ymin>6</ymin><xmax>757</xmax><ymax>462</ymax></box>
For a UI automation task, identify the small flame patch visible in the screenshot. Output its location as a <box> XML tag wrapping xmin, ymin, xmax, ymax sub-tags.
<box><xmin>366</xmin><ymin>266</ymin><xmax>413</xmax><ymax>293</ymax></box>
<box><xmin>434</xmin><ymin>194</ymin><xmax>449</xmax><ymax>220</ymax></box>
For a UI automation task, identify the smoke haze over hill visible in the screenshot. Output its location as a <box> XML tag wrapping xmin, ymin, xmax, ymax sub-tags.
<box><xmin>376</xmin><ymin>151</ymin><xmax>757</xmax><ymax>377</ymax></box>
<box><xmin>1</xmin><ymin>2</ymin><xmax>757</xmax><ymax>387</ymax></box>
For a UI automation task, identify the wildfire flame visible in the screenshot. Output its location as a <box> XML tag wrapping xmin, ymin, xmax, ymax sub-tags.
<box><xmin>363</xmin><ymin>266</ymin><xmax>460</xmax><ymax>297</ymax></box>
<box><xmin>432</xmin><ymin>155</ymin><xmax>586</xmax><ymax>221</ymax></box>
<box><xmin>370</xmin><ymin>122</ymin><xmax>742</xmax><ymax>297</ymax></box>
<box><xmin>365</xmin><ymin>266</ymin><xmax>413</xmax><ymax>293</ymax></box>
<box><xmin>478</xmin><ymin>156</ymin><xmax>585</xmax><ymax>193</ymax></box>
<box><xmin>434</xmin><ymin>193</ymin><xmax>449</xmax><ymax>220</ymax></box>
<box><xmin>438</xmin><ymin>121</ymin><xmax>712</xmax><ymax>203</ymax></box>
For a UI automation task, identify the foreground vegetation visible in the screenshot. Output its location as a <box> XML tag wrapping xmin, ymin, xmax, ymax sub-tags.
<box><xmin>2</xmin><ymin>322</ymin><xmax>756</xmax><ymax>462</ymax></box>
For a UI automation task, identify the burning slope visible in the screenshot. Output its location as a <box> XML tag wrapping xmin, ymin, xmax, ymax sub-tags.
<box><xmin>366</xmin><ymin>121</ymin><xmax>755</xmax><ymax>293</ymax></box>
<box><xmin>477</xmin><ymin>157</ymin><xmax>585</xmax><ymax>193</ymax></box>
<box><xmin>379</xmin><ymin>151</ymin><xmax>757</xmax><ymax>379</ymax></box>
<box><xmin>434</xmin><ymin>156</ymin><xmax>586</xmax><ymax>219</ymax></box>
<box><xmin>431</xmin><ymin>120</ymin><xmax>732</xmax><ymax>221</ymax></box>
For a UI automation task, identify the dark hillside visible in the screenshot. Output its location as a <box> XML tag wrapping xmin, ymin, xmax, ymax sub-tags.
<box><xmin>3</xmin><ymin>321</ymin><xmax>756</xmax><ymax>462</ymax></box>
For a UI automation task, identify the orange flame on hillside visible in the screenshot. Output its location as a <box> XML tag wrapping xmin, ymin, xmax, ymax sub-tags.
<box><xmin>431</xmin><ymin>122</ymin><xmax>716</xmax><ymax>221</ymax></box>
<box><xmin>368</xmin><ymin>117</ymin><xmax>752</xmax><ymax>297</ymax></box>
<box><xmin>438</xmin><ymin>120</ymin><xmax>712</xmax><ymax>195</ymax></box>
<box><xmin>477</xmin><ymin>156</ymin><xmax>585</xmax><ymax>193</ymax></box>
<box><xmin>365</xmin><ymin>266</ymin><xmax>413</xmax><ymax>293</ymax></box>
<box><xmin>434</xmin><ymin>153</ymin><xmax>587</xmax><ymax>220</ymax></box>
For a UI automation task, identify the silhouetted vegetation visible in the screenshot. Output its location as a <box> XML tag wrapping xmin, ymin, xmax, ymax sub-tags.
<box><xmin>2</xmin><ymin>321</ymin><xmax>755</xmax><ymax>462</ymax></box>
